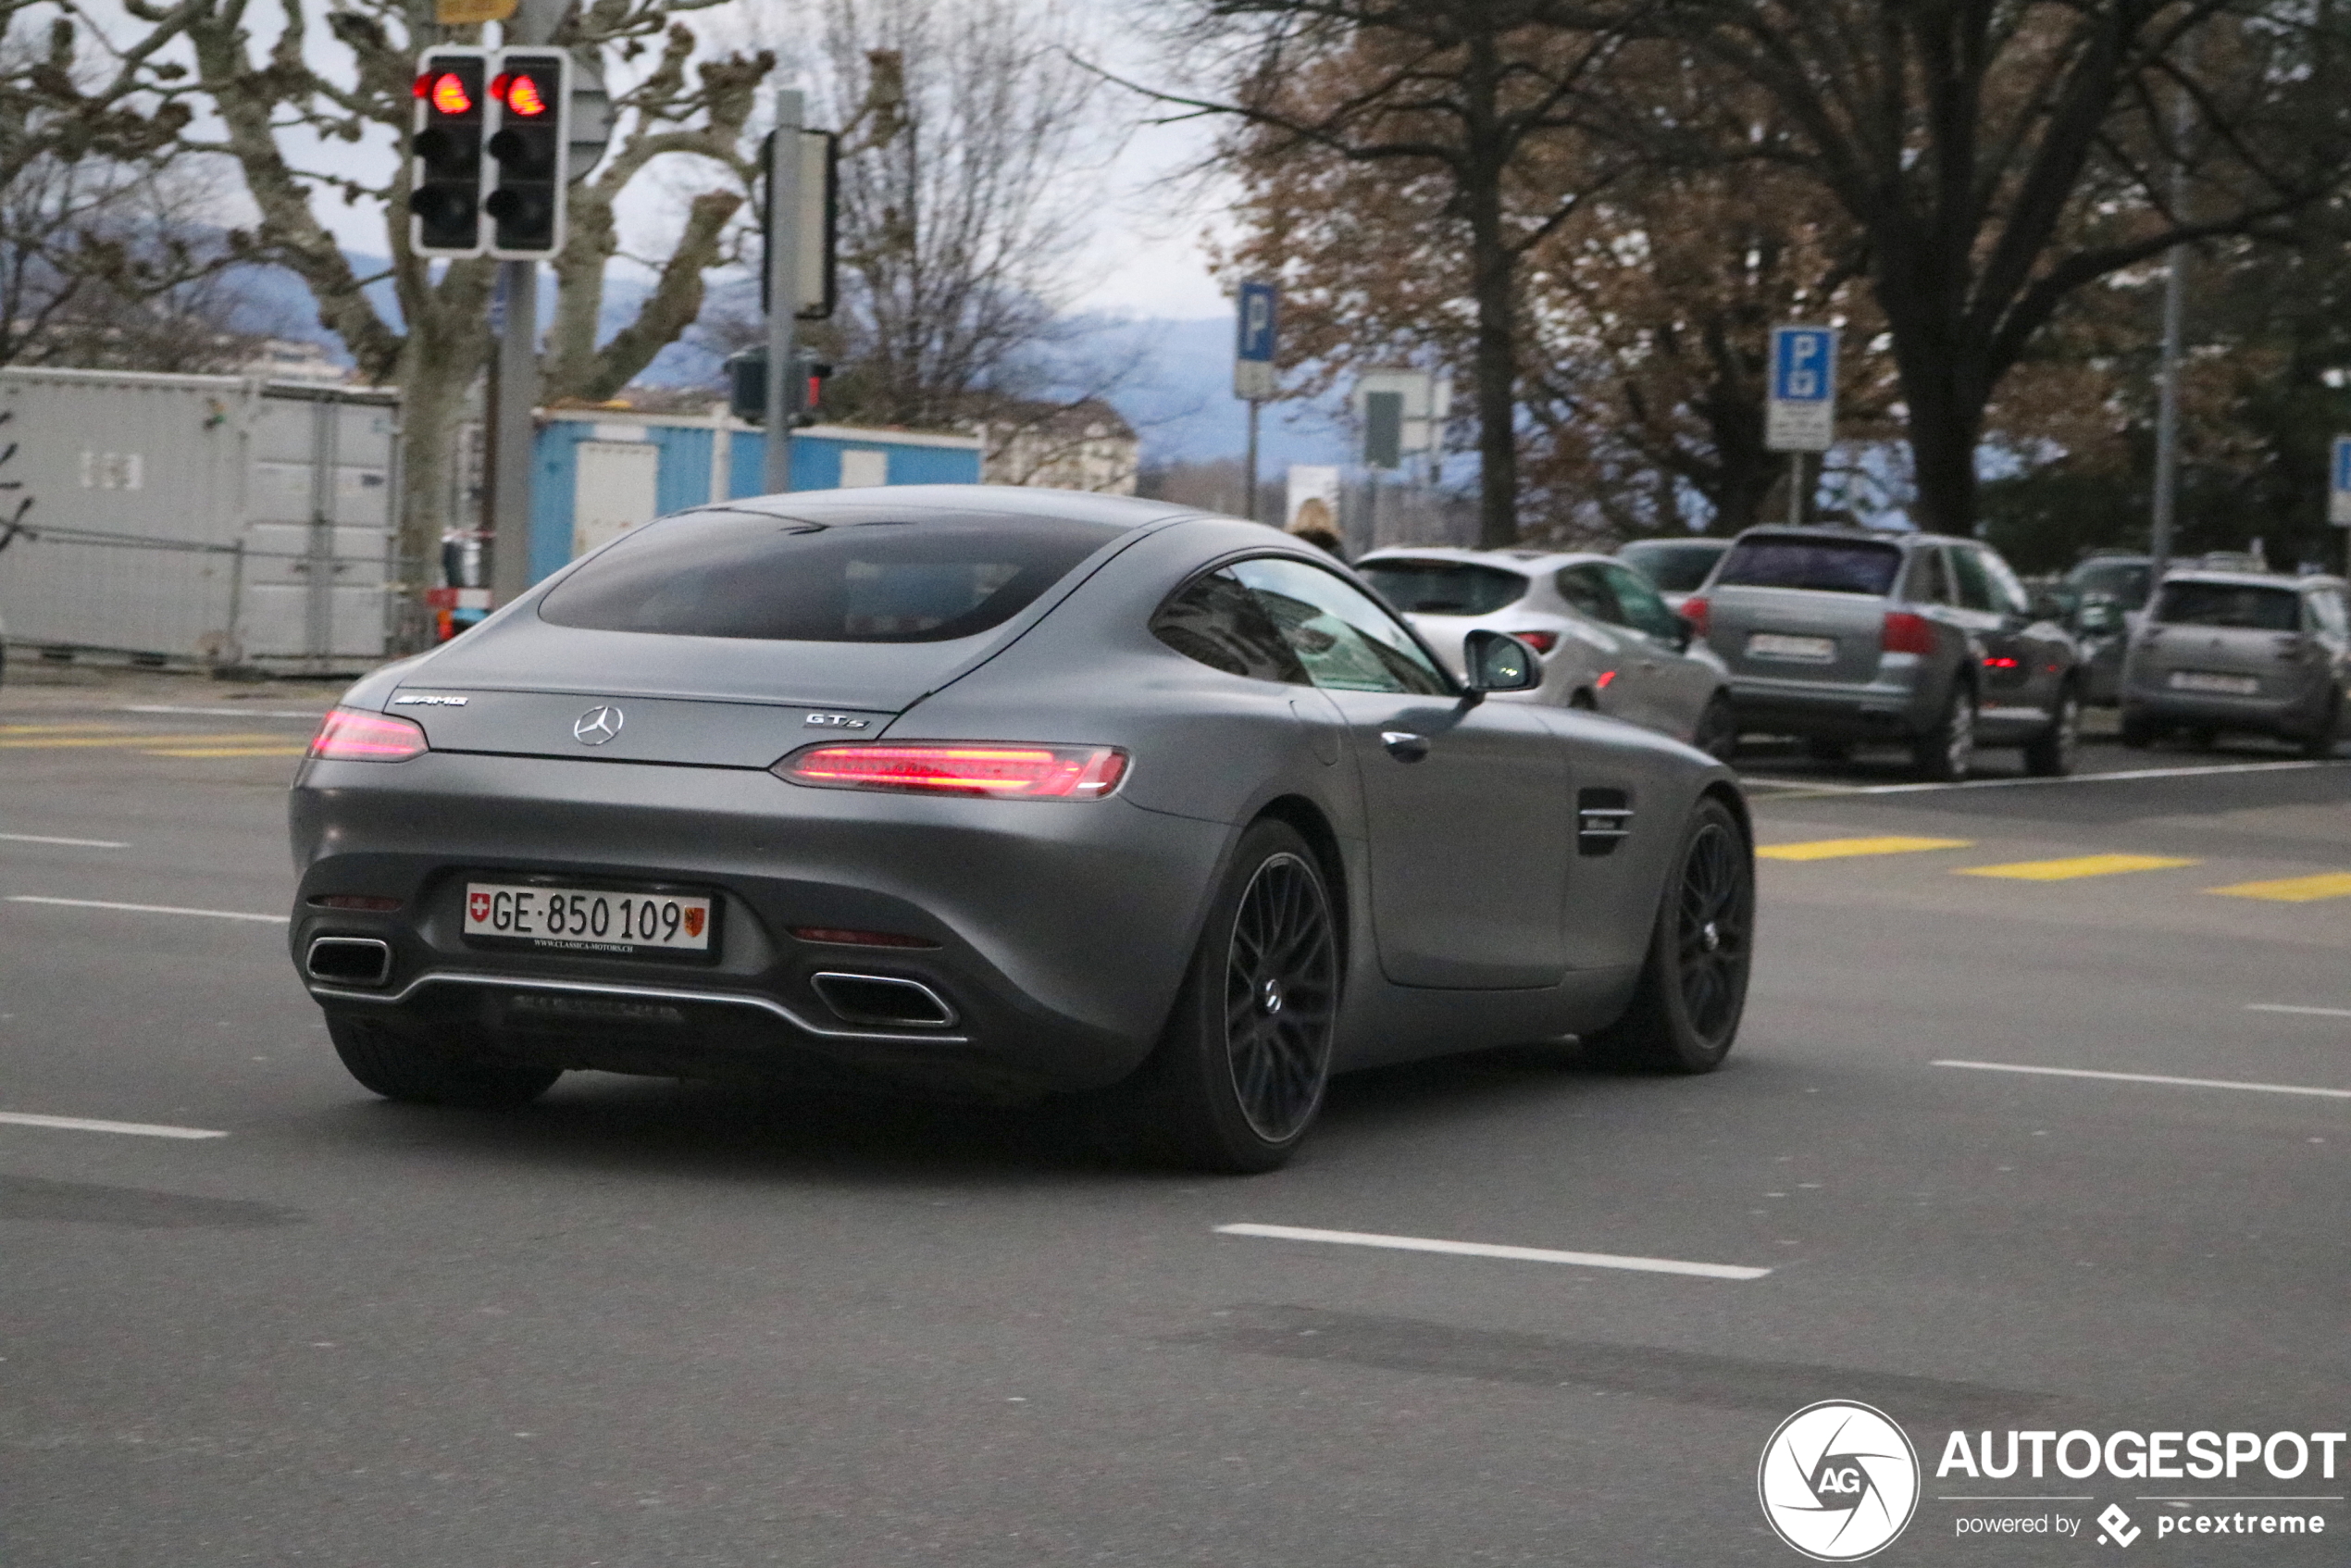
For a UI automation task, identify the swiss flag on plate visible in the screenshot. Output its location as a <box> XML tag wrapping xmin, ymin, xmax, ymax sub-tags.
<box><xmin>468</xmin><ymin>891</ymin><xmax>491</xmax><ymax>922</ymax></box>
<box><xmin>683</xmin><ymin>907</ymin><xmax>705</xmax><ymax>938</ymax></box>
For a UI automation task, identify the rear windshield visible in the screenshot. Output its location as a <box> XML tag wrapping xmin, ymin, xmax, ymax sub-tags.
<box><xmin>2154</xmin><ymin>581</ymin><xmax>2302</xmax><ymax>631</ymax></box>
<box><xmin>1618</xmin><ymin>540</ymin><xmax>1726</xmax><ymax>593</ymax></box>
<box><xmin>538</xmin><ymin>509</ymin><xmax>1125</xmax><ymax>642</ymax></box>
<box><xmin>1717</xmin><ymin>536</ymin><xmax>1903</xmax><ymax>596</ymax></box>
<box><xmin>1357</xmin><ymin>559</ymin><xmax>1527</xmax><ymax>616</ymax></box>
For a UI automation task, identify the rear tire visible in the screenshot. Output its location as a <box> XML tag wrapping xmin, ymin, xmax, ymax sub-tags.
<box><xmin>1583</xmin><ymin>797</ymin><xmax>1752</xmax><ymax>1074</ymax></box>
<box><xmin>2298</xmin><ymin>690</ymin><xmax>2343</xmax><ymax>760</ymax></box>
<box><xmin>327</xmin><ymin>1014</ymin><xmax>560</xmax><ymax>1110</ymax></box>
<box><xmin>1909</xmin><ymin>684</ymin><xmax>1976</xmax><ymax>781</ymax></box>
<box><xmin>2022</xmin><ymin>683</ymin><xmax>2082</xmax><ymax>777</ymax></box>
<box><xmin>1122</xmin><ymin>819</ymin><xmax>1338</xmax><ymax>1174</ymax></box>
<box><xmin>1692</xmin><ymin>693</ymin><xmax>1739</xmax><ymax>761</ymax></box>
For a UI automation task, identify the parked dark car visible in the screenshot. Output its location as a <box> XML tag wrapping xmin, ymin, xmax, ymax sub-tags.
<box><xmin>2119</xmin><ymin>570</ymin><xmax>2349</xmax><ymax>755</ymax></box>
<box><xmin>1616</xmin><ymin>537</ymin><xmax>1733</xmax><ymax>613</ymax></box>
<box><xmin>1684</xmin><ymin>527</ymin><xmax>2082</xmax><ymax>779</ymax></box>
<box><xmin>290</xmin><ymin>488</ymin><xmax>1754</xmax><ymax>1173</ymax></box>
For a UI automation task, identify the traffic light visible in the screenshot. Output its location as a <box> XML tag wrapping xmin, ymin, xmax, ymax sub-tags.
<box><xmin>409</xmin><ymin>49</ymin><xmax>489</xmax><ymax>256</ymax></box>
<box><xmin>485</xmin><ymin>51</ymin><xmax>568</xmax><ymax>257</ymax></box>
<box><xmin>792</xmin><ymin>354</ymin><xmax>834</xmax><ymax>427</ymax></box>
<box><xmin>723</xmin><ymin>347</ymin><xmax>833</xmax><ymax>428</ymax></box>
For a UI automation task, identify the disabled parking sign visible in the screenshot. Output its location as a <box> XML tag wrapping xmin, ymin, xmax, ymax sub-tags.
<box><xmin>1767</xmin><ymin>326</ymin><xmax>1837</xmax><ymax>453</ymax></box>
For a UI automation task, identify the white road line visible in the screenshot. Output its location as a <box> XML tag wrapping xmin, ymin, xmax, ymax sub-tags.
<box><xmin>119</xmin><ymin>704</ymin><xmax>324</xmax><ymax>721</ymax></box>
<box><xmin>2247</xmin><ymin>1003</ymin><xmax>2351</xmax><ymax>1020</ymax></box>
<box><xmin>0</xmin><ymin>832</ymin><xmax>127</xmax><ymax>848</ymax></box>
<box><xmin>6</xmin><ymin>895</ymin><xmax>287</xmax><ymax>924</ymax></box>
<box><xmin>0</xmin><ymin>1110</ymin><xmax>227</xmax><ymax>1139</ymax></box>
<box><xmin>1745</xmin><ymin>758</ymin><xmax>2342</xmax><ymax>797</ymax></box>
<box><xmin>1213</xmin><ymin>1223</ymin><xmax>1772</xmax><ymax>1280</ymax></box>
<box><xmin>1934</xmin><ymin>1059</ymin><xmax>2351</xmax><ymax>1100</ymax></box>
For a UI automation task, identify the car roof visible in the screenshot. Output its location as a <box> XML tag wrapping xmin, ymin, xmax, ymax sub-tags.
<box><xmin>2160</xmin><ymin>569</ymin><xmax>2326</xmax><ymax>590</ymax></box>
<box><xmin>674</xmin><ymin>484</ymin><xmax>1207</xmax><ymax>530</ymax></box>
<box><xmin>1729</xmin><ymin>525</ymin><xmax>1946</xmax><ymax>548</ymax></box>
<box><xmin>1354</xmin><ymin>545</ymin><xmax>1614</xmax><ymax>573</ymax></box>
<box><xmin>1619</xmin><ymin>536</ymin><xmax>1729</xmax><ymax>551</ymax></box>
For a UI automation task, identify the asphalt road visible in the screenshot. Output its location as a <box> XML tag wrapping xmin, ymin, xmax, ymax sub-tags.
<box><xmin>4</xmin><ymin>675</ymin><xmax>2347</xmax><ymax>1566</ymax></box>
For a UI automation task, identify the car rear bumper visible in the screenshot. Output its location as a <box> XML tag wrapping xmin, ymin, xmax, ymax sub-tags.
<box><xmin>2121</xmin><ymin>682</ymin><xmax>2330</xmax><ymax>733</ymax></box>
<box><xmin>289</xmin><ymin>752</ymin><xmax>1231</xmax><ymax>1095</ymax></box>
<box><xmin>1722</xmin><ymin>660</ymin><xmax>1937</xmax><ymax>737</ymax></box>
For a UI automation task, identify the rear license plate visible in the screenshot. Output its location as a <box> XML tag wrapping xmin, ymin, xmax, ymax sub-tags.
<box><xmin>463</xmin><ymin>882</ymin><xmax>715</xmax><ymax>954</ymax></box>
<box><xmin>1748</xmin><ymin>632</ymin><xmax>1837</xmax><ymax>663</ymax></box>
<box><xmin>2168</xmin><ymin>671</ymin><xmax>2258</xmax><ymax>696</ymax></box>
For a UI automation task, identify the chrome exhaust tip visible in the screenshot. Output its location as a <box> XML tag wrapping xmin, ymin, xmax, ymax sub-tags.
<box><xmin>306</xmin><ymin>936</ymin><xmax>392</xmax><ymax>988</ymax></box>
<box><xmin>810</xmin><ymin>971</ymin><xmax>957</xmax><ymax>1029</ymax></box>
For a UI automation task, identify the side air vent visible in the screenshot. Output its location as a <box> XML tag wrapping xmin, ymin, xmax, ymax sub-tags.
<box><xmin>1576</xmin><ymin>789</ymin><xmax>1632</xmax><ymax>857</ymax></box>
<box><xmin>810</xmin><ymin>972</ymin><xmax>958</xmax><ymax>1029</ymax></box>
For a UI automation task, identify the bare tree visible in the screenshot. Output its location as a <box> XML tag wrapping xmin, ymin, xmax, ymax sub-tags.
<box><xmin>127</xmin><ymin>0</ymin><xmax>771</xmax><ymax>605</ymax></box>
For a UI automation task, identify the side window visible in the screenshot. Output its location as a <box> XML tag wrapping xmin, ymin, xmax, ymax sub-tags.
<box><xmin>1556</xmin><ymin>565</ymin><xmax>1621</xmax><ymax>624</ymax></box>
<box><xmin>1150</xmin><ymin>567</ymin><xmax>1309</xmax><ymax>684</ymax></box>
<box><xmin>1975</xmin><ymin>548</ymin><xmax>2034</xmax><ymax>616</ymax></box>
<box><xmin>1228</xmin><ymin>556</ymin><xmax>1453</xmax><ymax>696</ymax></box>
<box><xmin>2309</xmin><ymin>590</ymin><xmax>2348</xmax><ymax>637</ymax></box>
<box><xmin>1947</xmin><ymin>546</ymin><xmax>2000</xmax><ymax>613</ymax></box>
<box><xmin>1602</xmin><ymin>564</ymin><xmax>1685</xmax><ymax>641</ymax></box>
<box><xmin>1908</xmin><ymin>549</ymin><xmax>1954</xmax><ymax>605</ymax></box>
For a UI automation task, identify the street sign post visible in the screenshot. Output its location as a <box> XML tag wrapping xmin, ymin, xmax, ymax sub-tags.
<box><xmin>762</xmin><ymin>90</ymin><xmax>804</xmax><ymax>496</ymax></box>
<box><xmin>1235</xmin><ymin>280</ymin><xmax>1277</xmax><ymax>520</ymax></box>
<box><xmin>1766</xmin><ymin>325</ymin><xmax>1837</xmax><ymax>526</ymax></box>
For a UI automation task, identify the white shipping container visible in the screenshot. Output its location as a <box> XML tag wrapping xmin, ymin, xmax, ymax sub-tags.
<box><xmin>0</xmin><ymin>367</ymin><xmax>400</xmax><ymax>670</ymax></box>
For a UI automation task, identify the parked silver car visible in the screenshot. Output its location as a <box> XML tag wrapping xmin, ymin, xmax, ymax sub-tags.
<box><xmin>2118</xmin><ymin>571</ymin><xmax>2349</xmax><ymax>755</ymax></box>
<box><xmin>1616</xmin><ymin>537</ymin><xmax>1732</xmax><ymax>613</ymax></box>
<box><xmin>1686</xmin><ymin>527</ymin><xmax>2083</xmax><ymax>779</ymax></box>
<box><xmin>1356</xmin><ymin>547</ymin><xmax>1736</xmax><ymax>758</ymax></box>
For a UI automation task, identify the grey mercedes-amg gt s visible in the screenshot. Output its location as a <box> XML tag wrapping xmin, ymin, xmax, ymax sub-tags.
<box><xmin>290</xmin><ymin>486</ymin><xmax>1752</xmax><ymax>1172</ymax></box>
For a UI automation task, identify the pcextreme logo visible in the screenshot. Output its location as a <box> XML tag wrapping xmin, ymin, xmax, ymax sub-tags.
<box><xmin>1759</xmin><ymin>1400</ymin><xmax>1922</xmax><ymax>1562</ymax></box>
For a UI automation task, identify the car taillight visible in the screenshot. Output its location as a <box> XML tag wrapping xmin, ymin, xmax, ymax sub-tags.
<box><xmin>307</xmin><ymin>707</ymin><xmax>429</xmax><ymax>762</ymax></box>
<box><xmin>1983</xmin><ymin>654</ymin><xmax>2020</xmax><ymax>669</ymax></box>
<box><xmin>1680</xmin><ymin>596</ymin><xmax>1709</xmax><ymax>636</ymax></box>
<box><xmin>1512</xmin><ymin>629</ymin><xmax>1560</xmax><ymax>654</ymax></box>
<box><xmin>1882</xmin><ymin>611</ymin><xmax>1936</xmax><ymax>654</ymax></box>
<box><xmin>777</xmin><ymin>743</ymin><xmax>1129</xmax><ymax>800</ymax></box>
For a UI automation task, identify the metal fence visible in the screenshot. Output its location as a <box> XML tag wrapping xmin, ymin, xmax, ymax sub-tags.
<box><xmin>0</xmin><ymin>517</ymin><xmax>392</xmax><ymax>672</ymax></box>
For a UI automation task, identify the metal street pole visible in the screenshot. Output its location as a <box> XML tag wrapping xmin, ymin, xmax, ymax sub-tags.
<box><xmin>1787</xmin><ymin>452</ymin><xmax>1803</xmax><ymax>527</ymax></box>
<box><xmin>2149</xmin><ymin>58</ymin><xmax>2195</xmax><ymax>589</ymax></box>
<box><xmin>762</xmin><ymin>89</ymin><xmax>803</xmax><ymax>496</ymax></box>
<box><xmin>484</xmin><ymin>0</ymin><xmax>563</xmax><ymax>608</ymax></box>
<box><xmin>1243</xmin><ymin>400</ymin><xmax>1261</xmax><ymax>522</ymax></box>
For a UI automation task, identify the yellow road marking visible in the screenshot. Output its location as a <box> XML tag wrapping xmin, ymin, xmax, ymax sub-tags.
<box><xmin>1958</xmin><ymin>853</ymin><xmax>2200</xmax><ymax>882</ymax></box>
<box><xmin>2206</xmin><ymin>872</ymin><xmax>2351</xmax><ymax>902</ymax></box>
<box><xmin>0</xmin><ymin>733</ymin><xmax>285</xmax><ymax>751</ymax></box>
<box><xmin>1758</xmin><ymin>835</ymin><xmax>1976</xmax><ymax>862</ymax></box>
<box><xmin>143</xmin><ymin>745</ymin><xmax>309</xmax><ymax>758</ymax></box>
<box><xmin>0</xmin><ymin>724</ymin><xmax>121</xmax><ymax>735</ymax></box>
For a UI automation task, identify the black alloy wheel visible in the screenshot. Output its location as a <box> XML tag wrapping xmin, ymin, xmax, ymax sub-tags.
<box><xmin>1124</xmin><ymin>819</ymin><xmax>1339</xmax><ymax>1173</ymax></box>
<box><xmin>2023</xmin><ymin>684</ymin><xmax>2082</xmax><ymax>777</ymax></box>
<box><xmin>1584</xmin><ymin>797</ymin><xmax>1753</xmax><ymax>1073</ymax></box>
<box><xmin>1222</xmin><ymin>852</ymin><xmax>1339</xmax><ymax>1144</ymax></box>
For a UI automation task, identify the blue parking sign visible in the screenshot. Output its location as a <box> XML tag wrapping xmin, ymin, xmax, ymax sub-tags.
<box><xmin>1772</xmin><ymin>327</ymin><xmax>1835</xmax><ymax>402</ymax></box>
<box><xmin>1234</xmin><ymin>280</ymin><xmax>1278</xmax><ymax>400</ymax></box>
<box><xmin>2331</xmin><ymin>435</ymin><xmax>2351</xmax><ymax>526</ymax></box>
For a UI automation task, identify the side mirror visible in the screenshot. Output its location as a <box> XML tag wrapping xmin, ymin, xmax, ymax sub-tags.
<box><xmin>1463</xmin><ymin>629</ymin><xmax>1541</xmax><ymax>695</ymax></box>
<box><xmin>2074</xmin><ymin>599</ymin><xmax>2121</xmax><ymax>636</ymax></box>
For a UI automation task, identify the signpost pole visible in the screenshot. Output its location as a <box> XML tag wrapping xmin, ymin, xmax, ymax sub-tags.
<box><xmin>1244</xmin><ymin>402</ymin><xmax>1262</xmax><ymax>522</ymax></box>
<box><xmin>1787</xmin><ymin>453</ymin><xmax>1802</xmax><ymax>528</ymax></box>
<box><xmin>762</xmin><ymin>89</ymin><xmax>804</xmax><ymax>496</ymax></box>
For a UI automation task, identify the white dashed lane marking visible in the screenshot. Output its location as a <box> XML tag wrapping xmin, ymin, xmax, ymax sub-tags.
<box><xmin>6</xmin><ymin>896</ymin><xmax>287</xmax><ymax>924</ymax></box>
<box><xmin>0</xmin><ymin>833</ymin><xmax>127</xmax><ymax>848</ymax></box>
<box><xmin>0</xmin><ymin>1111</ymin><xmax>228</xmax><ymax>1139</ymax></box>
<box><xmin>1934</xmin><ymin>1060</ymin><xmax>2351</xmax><ymax>1101</ymax></box>
<box><xmin>1213</xmin><ymin>1223</ymin><xmax>1773</xmax><ymax>1280</ymax></box>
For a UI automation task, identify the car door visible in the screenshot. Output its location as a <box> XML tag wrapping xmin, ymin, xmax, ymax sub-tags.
<box><xmin>1600</xmin><ymin>562</ymin><xmax>1716</xmax><ymax>740</ymax></box>
<box><xmin>1952</xmin><ymin>544</ymin><xmax>2067</xmax><ymax>730</ymax></box>
<box><xmin>1553</xmin><ymin>564</ymin><xmax>1646</xmax><ymax>724</ymax></box>
<box><xmin>1229</xmin><ymin>556</ymin><xmax>1574</xmax><ymax>989</ymax></box>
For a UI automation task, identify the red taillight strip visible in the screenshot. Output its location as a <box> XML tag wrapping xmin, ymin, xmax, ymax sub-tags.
<box><xmin>777</xmin><ymin>743</ymin><xmax>1129</xmax><ymax>800</ymax></box>
<box><xmin>307</xmin><ymin>707</ymin><xmax>429</xmax><ymax>762</ymax></box>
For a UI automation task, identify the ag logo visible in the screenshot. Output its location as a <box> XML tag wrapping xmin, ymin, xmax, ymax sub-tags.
<box><xmin>1758</xmin><ymin>1400</ymin><xmax>1920</xmax><ymax>1561</ymax></box>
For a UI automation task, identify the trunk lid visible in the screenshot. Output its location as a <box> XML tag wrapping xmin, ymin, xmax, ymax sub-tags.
<box><xmin>1706</xmin><ymin>586</ymin><xmax>1890</xmax><ymax>685</ymax></box>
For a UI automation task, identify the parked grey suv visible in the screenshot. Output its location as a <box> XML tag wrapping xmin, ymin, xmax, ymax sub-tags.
<box><xmin>1687</xmin><ymin>527</ymin><xmax>2082</xmax><ymax>779</ymax></box>
<box><xmin>2119</xmin><ymin>571</ymin><xmax>2348</xmax><ymax>756</ymax></box>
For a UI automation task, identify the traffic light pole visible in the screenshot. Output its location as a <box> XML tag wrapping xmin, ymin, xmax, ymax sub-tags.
<box><xmin>762</xmin><ymin>89</ymin><xmax>803</xmax><ymax>495</ymax></box>
<box><xmin>488</xmin><ymin>259</ymin><xmax>538</xmax><ymax>606</ymax></box>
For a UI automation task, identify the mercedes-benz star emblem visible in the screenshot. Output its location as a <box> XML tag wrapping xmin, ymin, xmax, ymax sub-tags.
<box><xmin>573</xmin><ymin>704</ymin><xmax>624</xmax><ymax>746</ymax></box>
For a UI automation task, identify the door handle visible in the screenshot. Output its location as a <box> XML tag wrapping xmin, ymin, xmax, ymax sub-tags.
<box><xmin>1379</xmin><ymin>730</ymin><xmax>1429</xmax><ymax>763</ymax></box>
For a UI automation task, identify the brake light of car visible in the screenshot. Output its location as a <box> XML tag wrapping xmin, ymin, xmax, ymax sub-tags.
<box><xmin>1680</xmin><ymin>596</ymin><xmax>1709</xmax><ymax>636</ymax></box>
<box><xmin>1982</xmin><ymin>654</ymin><xmax>2020</xmax><ymax>669</ymax></box>
<box><xmin>1882</xmin><ymin>611</ymin><xmax>1936</xmax><ymax>654</ymax></box>
<box><xmin>308</xmin><ymin>893</ymin><xmax>404</xmax><ymax>911</ymax></box>
<box><xmin>789</xmin><ymin>927</ymin><xmax>939</xmax><ymax>949</ymax></box>
<box><xmin>777</xmin><ymin>743</ymin><xmax>1130</xmax><ymax>800</ymax></box>
<box><xmin>307</xmin><ymin>708</ymin><xmax>429</xmax><ymax>762</ymax></box>
<box><xmin>1511</xmin><ymin>629</ymin><xmax>1560</xmax><ymax>654</ymax></box>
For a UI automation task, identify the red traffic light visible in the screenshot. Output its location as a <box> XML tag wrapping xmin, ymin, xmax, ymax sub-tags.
<box><xmin>491</xmin><ymin>70</ymin><xmax>551</xmax><ymax>117</ymax></box>
<box><xmin>427</xmin><ymin>72</ymin><xmax>473</xmax><ymax>115</ymax></box>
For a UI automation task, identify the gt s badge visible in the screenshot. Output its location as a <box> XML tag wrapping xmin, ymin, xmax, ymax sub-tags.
<box><xmin>804</xmin><ymin>713</ymin><xmax>869</xmax><ymax>729</ymax></box>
